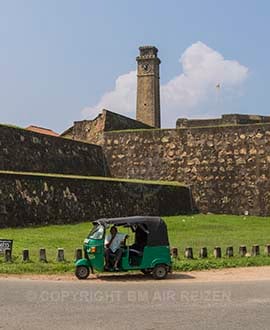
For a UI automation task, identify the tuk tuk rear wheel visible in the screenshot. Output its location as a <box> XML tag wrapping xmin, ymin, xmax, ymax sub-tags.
<box><xmin>75</xmin><ymin>266</ymin><xmax>90</xmax><ymax>280</ymax></box>
<box><xmin>152</xmin><ymin>265</ymin><xmax>168</xmax><ymax>280</ymax></box>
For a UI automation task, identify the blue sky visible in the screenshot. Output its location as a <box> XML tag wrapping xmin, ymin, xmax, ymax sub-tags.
<box><xmin>0</xmin><ymin>1</ymin><xmax>269</xmax><ymax>132</ymax></box>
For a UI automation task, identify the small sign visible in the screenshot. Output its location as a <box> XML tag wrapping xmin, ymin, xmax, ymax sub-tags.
<box><xmin>0</xmin><ymin>239</ymin><xmax>13</xmax><ymax>255</ymax></box>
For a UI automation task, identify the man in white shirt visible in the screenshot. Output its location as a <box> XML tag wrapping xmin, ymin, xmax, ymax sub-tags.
<box><xmin>104</xmin><ymin>226</ymin><xmax>127</xmax><ymax>271</ymax></box>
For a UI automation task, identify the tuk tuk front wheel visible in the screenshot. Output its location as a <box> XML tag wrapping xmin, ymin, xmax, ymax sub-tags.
<box><xmin>75</xmin><ymin>266</ymin><xmax>90</xmax><ymax>280</ymax></box>
<box><xmin>152</xmin><ymin>264</ymin><xmax>168</xmax><ymax>280</ymax></box>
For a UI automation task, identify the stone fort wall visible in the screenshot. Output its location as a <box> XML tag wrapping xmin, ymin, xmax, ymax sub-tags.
<box><xmin>102</xmin><ymin>123</ymin><xmax>270</xmax><ymax>216</ymax></box>
<box><xmin>61</xmin><ymin>110</ymin><xmax>151</xmax><ymax>145</ymax></box>
<box><xmin>2</xmin><ymin>118</ymin><xmax>270</xmax><ymax>219</ymax></box>
<box><xmin>0</xmin><ymin>125</ymin><xmax>192</xmax><ymax>227</ymax></box>
<box><xmin>0</xmin><ymin>124</ymin><xmax>108</xmax><ymax>176</ymax></box>
<box><xmin>0</xmin><ymin>172</ymin><xmax>191</xmax><ymax>228</ymax></box>
<box><xmin>176</xmin><ymin>114</ymin><xmax>270</xmax><ymax>128</ymax></box>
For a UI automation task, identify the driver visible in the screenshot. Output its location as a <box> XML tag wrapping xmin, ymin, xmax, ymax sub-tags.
<box><xmin>104</xmin><ymin>226</ymin><xmax>127</xmax><ymax>271</ymax></box>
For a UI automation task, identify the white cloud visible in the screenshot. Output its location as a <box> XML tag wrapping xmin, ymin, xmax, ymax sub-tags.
<box><xmin>81</xmin><ymin>70</ymin><xmax>137</xmax><ymax>119</ymax></box>
<box><xmin>82</xmin><ymin>42</ymin><xmax>248</xmax><ymax>127</ymax></box>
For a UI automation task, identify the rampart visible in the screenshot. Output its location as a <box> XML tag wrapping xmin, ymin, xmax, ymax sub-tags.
<box><xmin>103</xmin><ymin>123</ymin><xmax>270</xmax><ymax>216</ymax></box>
<box><xmin>61</xmin><ymin>110</ymin><xmax>151</xmax><ymax>144</ymax></box>
<box><xmin>0</xmin><ymin>171</ymin><xmax>191</xmax><ymax>228</ymax></box>
<box><xmin>176</xmin><ymin>114</ymin><xmax>270</xmax><ymax>128</ymax></box>
<box><xmin>0</xmin><ymin>125</ymin><xmax>107</xmax><ymax>176</ymax></box>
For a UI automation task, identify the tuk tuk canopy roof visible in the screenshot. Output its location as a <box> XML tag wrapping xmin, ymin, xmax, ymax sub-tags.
<box><xmin>93</xmin><ymin>216</ymin><xmax>169</xmax><ymax>246</ymax></box>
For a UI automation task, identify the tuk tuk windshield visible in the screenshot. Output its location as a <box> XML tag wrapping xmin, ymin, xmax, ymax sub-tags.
<box><xmin>88</xmin><ymin>224</ymin><xmax>105</xmax><ymax>240</ymax></box>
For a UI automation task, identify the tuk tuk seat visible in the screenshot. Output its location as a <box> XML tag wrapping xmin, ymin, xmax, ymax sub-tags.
<box><xmin>129</xmin><ymin>248</ymin><xmax>143</xmax><ymax>257</ymax></box>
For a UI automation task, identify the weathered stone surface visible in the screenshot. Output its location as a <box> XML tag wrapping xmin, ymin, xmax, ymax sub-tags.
<box><xmin>239</xmin><ymin>245</ymin><xmax>247</xmax><ymax>257</ymax></box>
<box><xmin>4</xmin><ymin>249</ymin><xmax>12</xmax><ymax>262</ymax></box>
<box><xmin>39</xmin><ymin>248</ymin><xmax>47</xmax><ymax>262</ymax></box>
<box><xmin>2</xmin><ymin>113</ymin><xmax>270</xmax><ymax>218</ymax></box>
<box><xmin>184</xmin><ymin>247</ymin><xmax>193</xmax><ymax>259</ymax></box>
<box><xmin>199</xmin><ymin>247</ymin><xmax>208</xmax><ymax>258</ymax></box>
<box><xmin>0</xmin><ymin>172</ymin><xmax>191</xmax><ymax>228</ymax></box>
<box><xmin>136</xmin><ymin>46</ymin><xmax>161</xmax><ymax>128</ymax></box>
<box><xmin>214</xmin><ymin>246</ymin><xmax>222</xmax><ymax>258</ymax></box>
<box><xmin>103</xmin><ymin>124</ymin><xmax>270</xmax><ymax>216</ymax></box>
<box><xmin>75</xmin><ymin>248</ymin><xmax>83</xmax><ymax>261</ymax></box>
<box><xmin>22</xmin><ymin>249</ymin><xmax>30</xmax><ymax>262</ymax></box>
<box><xmin>0</xmin><ymin>125</ymin><xmax>107</xmax><ymax>176</ymax></box>
<box><xmin>170</xmin><ymin>247</ymin><xmax>178</xmax><ymax>258</ymax></box>
<box><xmin>176</xmin><ymin>114</ymin><xmax>270</xmax><ymax>128</ymax></box>
<box><xmin>265</xmin><ymin>244</ymin><xmax>270</xmax><ymax>256</ymax></box>
<box><xmin>226</xmin><ymin>246</ymin><xmax>234</xmax><ymax>257</ymax></box>
<box><xmin>251</xmin><ymin>244</ymin><xmax>260</xmax><ymax>256</ymax></box>
<box><xmin>57</xmin><ymin>248</ymin><xmax>65</xmax><ymax>262</ymax></box>
<box><xmin>61</xmin><ymin>109</ymin><xmax>151</xmax><ymax>145</ymax></box>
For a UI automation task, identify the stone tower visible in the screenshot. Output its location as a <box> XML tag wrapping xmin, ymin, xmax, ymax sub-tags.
<box><xmin>136</xmin><ymin>46</ymin><xmax>161</xmax><ymax>128</ymax></box>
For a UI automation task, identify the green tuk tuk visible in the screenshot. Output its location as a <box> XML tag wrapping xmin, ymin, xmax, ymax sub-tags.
<box><xmin>75</xmin><ymin>216</ymin><xmax>172</xmax><ymax>280</ymax></box>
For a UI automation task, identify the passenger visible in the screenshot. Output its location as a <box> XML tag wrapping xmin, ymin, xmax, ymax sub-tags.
<box><xmin>131</xmin><ymin>225</ymin><xmax>148</xmax><ymax>251</ymax></box>
<box><xmin>104</xmin><ymin>226</ymin><xmax>127</xmax><ymax>271</ymax></box>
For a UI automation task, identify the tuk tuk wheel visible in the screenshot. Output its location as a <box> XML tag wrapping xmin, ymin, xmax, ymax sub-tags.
<box><xmin>152</xmin><ymin>264</ymin><xmax>168</xmax><ymax>280</ymax></box>
<box><xmin>75</xmin><ymin>266</ymin><xmax>90</xmax><ymax>280</ymax></box>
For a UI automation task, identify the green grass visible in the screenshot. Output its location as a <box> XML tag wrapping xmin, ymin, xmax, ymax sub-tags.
<box><xmin>165</xmin><ymin>214</ymin><xmax>270</xmax><ymax>251</ymax></box>
<box><xmin>106</xmin><ymin>122</ymin><xmax>270</xmax><ymax>134</ymax></box>
<box><xmin>0</xmin><ymin>214</ymin><xmax>270</xmax><ymax>274</ymax></box>
<box><xmin>107</xmin><ymin>128</ymin><xmax>162</xmax><ymax>133</ymax></box>
<box><xmin>0</xmin><ymin>170</ymin><xmax>186</xmax><ymax>187</ymax></box>
<box><xmin>166</xmin><ymin>214</ymin><xmax>270</xmax><ymax>271</ymax></box>
<box><xmin>0</xmin><ymin>222</ymin><xmax>91</xmax><ymax>274</ymax></box>
<box><xmin>0</xmin><ymin>123</ymin><xmax>25</xmax><ymax>130</ymax></box>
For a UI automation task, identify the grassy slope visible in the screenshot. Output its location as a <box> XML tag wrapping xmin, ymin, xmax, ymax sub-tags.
<box><xmin>0</xmin><ymin>214</ymin><xmax>269</xmax><ymax>274</ymax></box>
<box><xmin>165</xmin><ymin>214</ymin><xmax>270</xmax><ymax>271</ymax></box>
<box><xmin>0</xmin><ymin>222</ymin><xmax>90</xmax><ymax>274</ymax></box>
<box><xmin>0</xmin><ymin>170</ymin><xmax>186</xmax><ymax>187</ymax></box>
<box><xmin>106</xmin><ymin>122</ymin><xmax>270</xmax><ymax>134</ymax></box>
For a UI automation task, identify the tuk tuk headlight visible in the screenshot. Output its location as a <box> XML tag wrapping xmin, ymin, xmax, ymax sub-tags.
<box><xmin>90</xmin><ymin>247</ymin><xmax>97</xmax><ymax>253</ymax></box>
